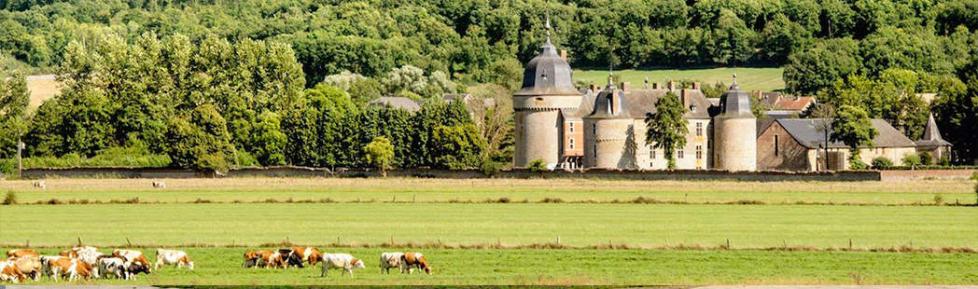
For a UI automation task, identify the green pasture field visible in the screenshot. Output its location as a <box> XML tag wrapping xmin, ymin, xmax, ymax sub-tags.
<box><xmin>574</xmin><ymin>67</ymin><xmax>785</xmax><ymax>92</ymax></box>
<box><xmin>0</xmin><ymin>178</ymin><xmax>973</xmax><ymax>206</ymax></box>
<box><xmin>2</xmin><ymin>203</ymin><xmax>976</xmax><ymax>248</ymax></box>
<box><xmin>2</xmin><ymin>247</ymin><xmax>976</xmax><ymax>285</ymax></box>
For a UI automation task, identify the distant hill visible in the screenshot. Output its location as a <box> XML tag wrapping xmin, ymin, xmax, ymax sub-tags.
<box><xmin>574</xmin><ymin>67</ymin><xmax>784</xmax><ymax>93</ymax></box>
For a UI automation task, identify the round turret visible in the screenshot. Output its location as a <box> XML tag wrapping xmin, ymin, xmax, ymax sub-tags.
<box><xmin>583</xmin><ymin>83</ymin><xmax>635</xmax><ymax>169</ymax></box>
<box><xmin>512</xmin><ymin>35</ymin><xmax>583</xmax><ymax>168</ymax></box>
<box><xmin>713</xmin><ymin>79</ymin><xmax>757</xmax><ymax>171</ymax></box>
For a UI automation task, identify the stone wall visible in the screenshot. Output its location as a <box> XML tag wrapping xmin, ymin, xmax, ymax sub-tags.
<box><xmin>20</xmin><ymin>167</ymin><xmax>882</xmax><ymax>182</ymax></box>
<box><xmin>757</xmin><ymin>121</ymin><xmax>811</xmax><ymax>171</ymax></box>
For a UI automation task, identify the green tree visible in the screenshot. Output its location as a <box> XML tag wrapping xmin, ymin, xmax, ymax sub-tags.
<box><xmin>364</xmin><ymin>136</ymin><xmax>394</xmax><ymax>177</ymax></box>
<box><xmin>705</xmin><ymin>9</ymin><xmax>756</xmax><ymax>65</ymax></box>
<box><xmin>902</xmin><ymin>152</ymin><xmax>922</xmax><ymax>169</ymax></box>
<box><xmin>165</xmin><ymin>104</ymin><xmax>235</xmax><ymax>172</ymax></box>
<box><xmin>831</xmin><ymin>105</ymin><xmax>878</xmax><ymax>170</ymax></box>
<box><xmin>645</xmin><ymin>92</ymin><xmax>688</xmax><ymax>169</ymax></box>
<box><xmin>0</xmin><ymin>73</ymin><xmax>29</xmax><ymax>159</ymax></box>
<box><xmin>784</xmin><ymin>38</ymin><xmax>861</xmax><ymax>95</ymax></box>
<box><xmin>759</xmin><ymin>14</ymin><xmax>811</xmax><ymax>64</ymax></box>
<box><xmin>251</xmin><ymin>112</ymin><xmax>287</xmax><ymax>166</ymax></box>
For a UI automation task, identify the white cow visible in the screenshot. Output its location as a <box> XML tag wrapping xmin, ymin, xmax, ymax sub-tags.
<box><xmin>320</xmin><ymin>253</ymin><xmax>365</xmax><ymax>277</ymax></box>
<box><xmin>39</xmin><ymin>255</ymin><xmax>65</xmax><ymax>278</ymax></box>
<box><xmin>155</xmin><ymin>249</ymin><xmax>194</xmax><ymax>270</ymax></box>
<box><xmin>379</xmin><ymin>252</ymin><xmax>403</xmax><ymax>274</ymax></box>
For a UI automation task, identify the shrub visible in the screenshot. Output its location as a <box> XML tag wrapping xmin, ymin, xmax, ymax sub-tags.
<box><xmin>849</xmin><ymin>158</ymin><xmax>868</xmax><ymax>170</ymax></box>
<box><xmin>919</xmin><ymin>152</ymin><xmax>933</xmax><ymax>165</ymax></box>
<box><xmin>479</xmin><ymin>159</ymin><xmax>503</xmax><ymax>177</ymax></box>
<box><xmin>939</xmin><ymin>156</ymin><xmax>951</xmax><ymax>166</ymax></box>
<box><xmin>902</xmin><ymin>153</ymin><xmax>922</xmax><ymax>168</ymax></box>
<box><xmin>933</xmin><ymin>194</ymin><xmax>944</xmax><ymax>206</ymax></box>
<box><xmin>871</xmin><ymin>157</ymin><xmax>893</xmax><ymax>169</ymax></box>
<box><xmin>2</xmin><ymin>191</ymin><xmax>16</xmax><ymax>205</ymax></box>
<box><xmin>528</xmin><ymin>159</ymin><xmax>548</xmax><ymax>174</ymax></box>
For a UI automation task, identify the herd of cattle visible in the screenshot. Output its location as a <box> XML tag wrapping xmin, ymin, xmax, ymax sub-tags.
<box><xmin>1</xmin><ymin>246</ymin><xmax>431</xmax><ymax>283</ymax></box>
<box><xmin>1</xmin><ymin>247</ymin><xmax>192</xmax><ymax>283</ymax></box>
<box><xmin>243</xmin><ymin>246</ymin><xmax>431</xmax><ymax>277</ymax></box>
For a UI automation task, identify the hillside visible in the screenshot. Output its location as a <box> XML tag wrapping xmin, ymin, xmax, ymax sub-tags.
<box><xmin>574</xmin><ymin>67</ymin><xmax>784</xmax><ymax>92</ymax></box>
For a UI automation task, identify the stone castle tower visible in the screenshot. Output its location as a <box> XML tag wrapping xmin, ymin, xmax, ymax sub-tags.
<box><xmin>512</xmin><ymin>19</ymin><xmax>581</xmax><ymax>168</ymax></box>
<box><xmin>583</xmin><ymin>81</ymin><xmax>636</xmax><ymax>169</ymax></box>
<box><xmin>713</xmin><ymin>78</ymin><xmax>757</xmax><ymax>171</ymax></box>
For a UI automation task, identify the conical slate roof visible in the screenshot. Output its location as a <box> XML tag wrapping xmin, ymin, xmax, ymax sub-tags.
<box><xmin>586</xmin><ymin>81</ymin><xmax>630</xmax><ymax>119</ymax></box>
<box><xmin>720</xmin><ymin>76</ymin><xmax>753</xmax><ymax>118</ymax></box>
<box><xmin>514</xmin><ymin>38</ymin><xmax>579</xmax><ymax>96</ymax></box>
<box><xmin>916</xmin><ymin>113</ymin><xmax>952</xmax><ymax>147</ymax></box>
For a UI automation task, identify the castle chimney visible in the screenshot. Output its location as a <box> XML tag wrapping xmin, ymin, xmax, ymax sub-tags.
<box><xmin>652</xmin><ymin>82</ymin><xmax>659</xmax><ymax>89</ymax></box>
<box><xmin>680</xmin><ymin>89</ymin><xmax>687</xmax><ymax>106</ymax></box>
<box><xmin>560</xmin><ymin>50</ymin><xmax>568</xmax><ymax>61</ymax></box>
<box><xmin>620</xmin><ymin>82</ymin><xmax>628</xmax><ymax>92</ymax></box>
<box><xmin>667</xmin><ymin>81</ymin><xmax>675</xmax><ymax>90</ymax></box>
<box><xmin>589</xmin><ymin>83</ymin><xmax>597</xmax><ymax>92</ymax></box>
<box><xmin>692</xmin><ymin>82</ymin><xmax>701</xmax><ymax>90</ymax></box>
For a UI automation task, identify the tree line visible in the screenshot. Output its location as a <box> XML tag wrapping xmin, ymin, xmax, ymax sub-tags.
<box><xmin>0</xmin><ymin>32</ymin><xmax>510</xmax><ymax>173</ymax></box>
<box><xmin>2</xmin><ymin>0</ymin><xmax>978</xmax><ymax>165</ymax></box>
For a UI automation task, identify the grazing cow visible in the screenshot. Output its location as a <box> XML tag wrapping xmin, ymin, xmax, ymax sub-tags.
<box><xmin>39</xmin><ymin>255</ymin><xmax>65</xmax><ymax>278</ymax></box>
<box><xmin>401</xmin><ymin>252</ymin><xmax>431</xmax><ymax>275</ymax></box>
<box><xmin>379</xmin><ymin>252</ymin><xmax>403</xmax><ymax>274</ymax></box>
<box><xmin>10</xmin><ymin>256</ymin><xmax>41</xmax><ymax>281</ymax></box>
<box><xmin>60</xmin><ymin>246</ymin><xmax>103</xmax><ymax>277</ymax></box>
<box><xmin>278</xmin><ymin>248</ymin><xmax>304</xmax><ymax>268</ymax></box>
<box><xmin>97</xmin><ymin>257</ymin><xmax>128</xmax><ymax>279</ymax></box>
<box><xmin>125</xmin><ymin>262</ymin><xmax>151</xmax><ymax>279</ymax></box>
<box><xmin>6</xmin><ymin>249</ymin><xmax>39</xmax><ymax>259</ymax></box>
<box><xmin>32</xmin><ymin>181</ymin><xmax>46</xmax><ymax>190</ymax></box>
<box><xmin>47</xmin><ymin>258</ymin><xmax>92</xmax><ymax>281</ymax></box>
<box><xmin>0</xmin><ymin>260</ymin><xmax>26</xmax><ymax>283</ymax></box>
<box><xmin>243</xmin><ymin>250</ymin><xmax>280</xmax><ymax>268</ymax></box>
<box><xmin>112</xmin><ymin>249</ymin><xmax>150</xmax><ymax>270</ymax></box>
<box><xmin>155</xmin><ymin>249</ymin><xmax>194</xmax><ymax>270</ymax></box>
<box><xmin>320</xmin><ymin>253</ymin><xmax>365</xmax><ymax>277</ymax></box>
<box><xmin>290</xmin><ymin>246</ymin><xmax>322</xmax><ymax>266</ymax></box>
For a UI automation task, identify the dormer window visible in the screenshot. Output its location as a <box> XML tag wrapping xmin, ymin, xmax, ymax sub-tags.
<box><xmin>541</xmin><ymin>73</ymin><xmax>548</xmax><ymax>80</ymax></box>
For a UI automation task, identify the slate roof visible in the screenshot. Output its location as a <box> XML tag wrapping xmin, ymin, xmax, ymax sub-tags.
<box><xmin>570</xmin><ymin>87</ymin><xmax>713</xmax><ymax>120</ymax></box>
<box><xmin>586</xmin><ymin>84</ymin><xmax>631</xmax><ymax>119</ymax></box>
<box><xmin>368</xmin><ymin>97</ymin><xmax>421</xmax><ymax>113</ymax></box>
<box><xmin>916</xmin><ymin>113</ymin><xmax>952</xmax><ymax>147</ymax></box>
<box><xmin>775</xmin><ymin>118</ymin><xmax>917</xmax><ymax>149</ymax></box>
<box><xmin>514</xmin><ymin>39</ymin><xmax>579</xmax><ymax>96</ymax></box>
<box><xmin>720</xmin><ymin>82</ymin><xmax>753</xmax><ymax>118</ymax></box>
<box><xmin>761</xmin><ymin>93</ymin><xmax>816</xmax><ymax>111</ymax></box>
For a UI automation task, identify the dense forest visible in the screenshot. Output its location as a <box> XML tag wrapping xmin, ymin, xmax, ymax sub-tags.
<box><xmin>1</xmin><ymin>0</ymin><xmax>977</xmax><ymax>171</ymax></box>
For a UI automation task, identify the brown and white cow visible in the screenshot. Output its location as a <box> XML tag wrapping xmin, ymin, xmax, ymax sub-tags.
<box><xmin>47</xmin><ymin>258</ymin><xmax>92</xmax><ymax>281</ymax></box>
<box><xmin>290</xmin><ymin>246</ymin><xmax>322</xmax><ymax>266</ymax></box>
<box><xmin>0</xmin><ymin>260</ymin><xmax>26</xmax><ymax>283</ymax></box>
<box><xmin>112</xmin><ymin>249</ymin><xmax>150</xmax><ymax>270</ymax></box>
<box><xmin>9</xmin><ymin>256</ymin><xmax>41</xmax><ymax>281</ymax></box>
<box><xmin>401</xmin><ymin>252</ymin><xmax>431</xmax><ymax>275</ymax></box>
<box><xmin>155</xmin><ymin>249</ymin><xmax>194</xmax><ymax>270</ymax></box>
<box><xmin>6</xmin><ymin>249</ymin><xmax>39</xmax><ymax>259</ymax></box>
<box><xmin>243</xmin><ymin>250</ymin><xmax>281</xmax><ymax>269</ymax></box>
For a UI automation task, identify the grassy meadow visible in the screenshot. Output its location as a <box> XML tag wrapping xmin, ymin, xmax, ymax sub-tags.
<box><xmin>2</xmin><ymin>247</ymin><xmax>976</xmax><ymax>285</ymax></box>
<box><xmin>0</xmin><ymin>178</ymin><xmax>972</xmax><ymax>206</ymax></box>
<box><xmin>574</xmin><ymin>67</ymin><xmax>785</xmax><ymax>92</ymax></box>
<box><xmin>1</xmin><ymin>177</ymin><xmax>976</xmax><ymax>285</ymax></box>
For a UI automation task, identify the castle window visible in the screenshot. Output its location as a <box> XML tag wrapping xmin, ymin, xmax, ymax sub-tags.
<box><xmin>593</xmin><ymin>123</ymin><xmax>597</xmax><ymax>135</ymax></box>
<box><xmin>678</xmin><ymin>150</ymin><xmax>685</xmax><ymax>159</ymax></box>
<box><xmin>593</xmin><ymin>144</ymin><xmax>597</xmax><ymax>157</ymax></box>
<box><xmin>696</xmin><ymin>145</ymin><xmax>703</xmax><ymax>160</ymax></box>
<box><xmin>696</xmin><ymin>122</ymin><xmax>703</xmax><ymax>136</ymax></box>
<box><xmin>651</xmin><ymin>150</ymin><xmax>656</xmax><ymax>159</ymax></box>
<box><xmin>569</xmin><ymin>122</ymin><xmax>575</xmax><ymax>133</ymax></box>
<box><xmin>569</xmin><ymin>138</ymin><xmax>575</xmax><ymax>149</ymax></box>
<box><xmin>774</xmin><ymin>135</ymin><xmax>780</xmax><ymax>156</ymax></box>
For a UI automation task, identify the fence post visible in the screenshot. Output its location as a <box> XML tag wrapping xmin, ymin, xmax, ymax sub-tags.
<box><xmin>849</xmin><ymin>238</ymin><xmax>852</xmax><ymax>250</ymax></box>
<box><xmin>726</xmin><ymin>238</ymin><xmax>730</xmax><ymax>249</ymax></box>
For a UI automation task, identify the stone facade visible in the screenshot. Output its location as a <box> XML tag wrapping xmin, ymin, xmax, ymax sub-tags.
<box><xmin>513</xmin><ymin>31</ymin><xmax>755</xmax><ymax>171</ymax></box>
